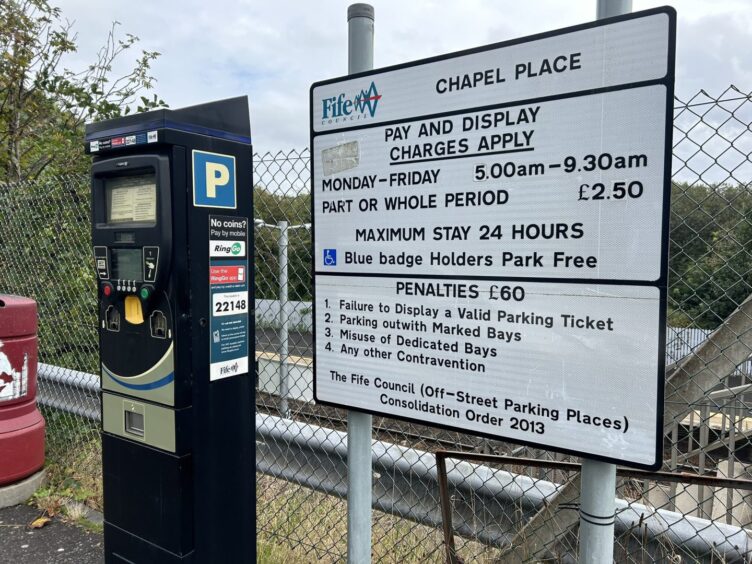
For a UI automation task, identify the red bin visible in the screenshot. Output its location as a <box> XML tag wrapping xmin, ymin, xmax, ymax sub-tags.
<box><xmin>0</xmin><ymin>295</ymin><xmax>45</xmax><ymax>485</ymax></box>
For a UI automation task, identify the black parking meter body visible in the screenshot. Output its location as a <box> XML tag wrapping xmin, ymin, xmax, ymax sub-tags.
<box><xmin>86</xmin><ymin>97</ymin><xmax>254</xmax><ymax>563</ymax></box>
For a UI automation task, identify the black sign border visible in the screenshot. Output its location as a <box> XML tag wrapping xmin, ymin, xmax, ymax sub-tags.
<box><xmin>309</xmin><ymin>6</ymin><xmax>676</xmax><ymax>471</ymax></box>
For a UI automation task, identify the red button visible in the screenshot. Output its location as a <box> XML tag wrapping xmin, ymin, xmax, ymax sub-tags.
<box><xmin>103</xmin><ymin>284</ymin><xmax>112</xmax><ymax>297</ymax></box>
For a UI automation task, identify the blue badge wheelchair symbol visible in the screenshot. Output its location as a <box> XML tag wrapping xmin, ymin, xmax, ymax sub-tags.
<box><xmin>323</xmin><ymin>249</ymin><xmax>337</xmax><ymax>266</ymax></box>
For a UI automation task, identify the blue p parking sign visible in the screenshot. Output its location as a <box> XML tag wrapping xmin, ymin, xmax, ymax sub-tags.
<box><xmin>193</xmin><ymin>150</ymin><xmax>237</xmax><ymax>209</ymax></box>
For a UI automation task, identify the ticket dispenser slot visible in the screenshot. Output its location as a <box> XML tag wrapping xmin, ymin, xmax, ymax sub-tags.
<box><xmin>88</xmin><ymin>97</ymin><xmax>254</xmax><ymax>563</ymax></box>
<box><xmin>124</xmin><ymin>402</ymin><xmax>145</xmax><ymax>438</ymax></box>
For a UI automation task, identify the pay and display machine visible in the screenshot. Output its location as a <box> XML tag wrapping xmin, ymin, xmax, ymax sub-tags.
<box><xmin>86</xmin><ymin>97</ymin><xmax>254</xmax><ymax>562</ymax></box>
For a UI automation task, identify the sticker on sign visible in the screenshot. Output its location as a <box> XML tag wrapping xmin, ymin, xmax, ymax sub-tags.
<box><xmin>210</xmin><ymin>265</ymin><xmax>246</xmax><ymax>285</ymax></box>
<box><xmin>208</xmin><ymin>215</ymin><xmax>250</xmax><ymax>382</ymax></box>
<box><xmin>210</xmin><ymin>240</ymin><xmax>246</xmax><ymax>258</ymax></box>
<box><xmin>310</xmin><ymin>8</ymin><xmax>675</xmax><ymax>469</ymax></box>
<box><xmin>212</xmin><ymin>291</ymin><xmax>249</xmax><ymax>317</ymax></box>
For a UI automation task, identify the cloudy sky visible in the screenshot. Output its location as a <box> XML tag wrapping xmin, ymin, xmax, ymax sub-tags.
<box><xmin>56</xmin><ymin>0</ymin><xmax>752</xmax><ymax>155</ymax></box>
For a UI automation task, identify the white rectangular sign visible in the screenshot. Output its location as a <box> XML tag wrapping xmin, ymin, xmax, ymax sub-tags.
<box><xmin>311</xmin><ymin>8</ymin><xmax>675</xmax><ymax>469</ymax></box>
<box><xmin>314</xmin><ymin>86</ymin><xmax>667</xmax><ymax>281</ymax></box>
<box><xmin>312</xmin><ymin>12</ymin><xmax>670</xmax><ymax>132</ymax></box>
<box><xmin>316</xmin><ymin>277</ymin><xmax>661</xmax><ymax>465</ymax></box>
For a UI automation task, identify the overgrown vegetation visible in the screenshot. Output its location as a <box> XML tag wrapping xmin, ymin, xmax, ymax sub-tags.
<box><xmin>0</xmin><ymin>180</ymin><xmax>98</xmax><ymax>371</ymax></box>
<box><xmin>35</xmin><ymin>407</ymin><xmax>102</xmax><ymax>511</ymax></box>
<box><xmin>255</xmin><ymin>474</ymin><xmax>500</xmax><ymax>563</ymax></box>
<box><xmin>669</xmin><ymin>182</ymin><xmax>752</xmax><ymax>328</ymax></box>
<box><xmin>0</xmin><ymin>0</ymin><xmax>165</xmax><ymax>182</ymax></box>
<box><xmin>254</xmin><ymin>186</ymin><xmax>312</xmax><ymax>301</ymax></box>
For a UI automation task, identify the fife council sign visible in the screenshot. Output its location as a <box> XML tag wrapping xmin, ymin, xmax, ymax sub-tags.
<box><xmin>310</xmin><ymin>8</ymin><xmax>675</xmax><ymax>469</ymax></box>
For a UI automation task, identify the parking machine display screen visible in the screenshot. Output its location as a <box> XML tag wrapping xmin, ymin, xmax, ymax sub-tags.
<box><xmin>110</xmin><ymin>248</ymin><xmax>143</xmax><ymax>281</ymax></box>
<box><xmin>105</xmin><ymin>174</ymin><xmax>157</xmax><ymax>224</ymax></box>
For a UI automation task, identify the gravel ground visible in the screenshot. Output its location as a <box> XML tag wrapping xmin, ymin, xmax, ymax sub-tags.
<box><xmin>0</xmin><ymin>504</ymin><xmax>102</xmax><ymax>564</ymax></box>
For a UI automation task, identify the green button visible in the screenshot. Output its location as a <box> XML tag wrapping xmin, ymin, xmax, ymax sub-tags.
<box><xmin>140</xmin><ymin>287</ymin><xmax>150</xmax><ymax>300</ymax></box>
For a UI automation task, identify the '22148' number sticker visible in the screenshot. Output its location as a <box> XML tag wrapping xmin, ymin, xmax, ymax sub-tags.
<box><xmin>212</xmin><ymin>291</ymin><xmax>248</xmax><ymax>317</ymax></box>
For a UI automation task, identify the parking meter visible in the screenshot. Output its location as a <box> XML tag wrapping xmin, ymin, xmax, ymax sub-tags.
<box><xmin>86</xmin><ymin>97</ymin><xmax>254</xmax><ymax>563</ymax></box>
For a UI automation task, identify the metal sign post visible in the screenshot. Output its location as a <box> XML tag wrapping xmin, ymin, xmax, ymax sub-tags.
<box><xmin>578</xmin><ymin>2</ymin><xmax>632</xmax><ymax>563</ymax></box>
<box><xmin>346</xmin><ymin>5</ymin><xmax>375</xmax><ymax>564</ymax></box>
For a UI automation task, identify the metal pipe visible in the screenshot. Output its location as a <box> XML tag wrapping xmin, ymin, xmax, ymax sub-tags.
<box><xmin>726</xmin><ymin>407</ymin><xmax>735</xmax><ymax>525</ymax></box>
<box><xmin>596</xmin><ymin>0</ymin><xmax>632</xmax><ymax>19</ymax></box>
<box><xmin>432</xmin><ymin>451</ymin><xmax>752</xmax><ymax>490</ymax></box>
<box><xmin>346</xmin><ymin>4</ymin><xmax>374</xmax><ymax>564</ymax></box>
<box><xmin>436</xmin><ymin>454</ymin><xmax>459</xmax><ymax>563</ymax></box>
<box><xmin>579</xmin><ymin>459</ymin><xmax>617</xmax><ymax>563</ymax></box>
<box><xmin>578</xmin><ymin>3</ymin><xmax>632</xmax><ymax>562</ymax></box>
<box><xmin>708</xmin><ymin>382</ymin><xmax>752</xmax><ymax>400</ymax></box>
<box><xmin>278</xmin><ymin>220</ymin><xmax>289</xmax><ymax>418</ymax></box>
<box><xmin>37</xmin><ymin>363</ymin><xmax>100</xmax><ymax>393</ymax></box>
<box><xmin>669</xmin><ymin>422</ymin><xmax>678</xmax><ymax>511</ymax></box>
<box><xmin>348</xmin><ymin>3</ymin><xmax>374</xmax><ymax>74</ymax></box>
<box><xmin>256</xmin><ymin>419</ymin><xmax>752</xmax><ymax>560</ymax></box>
<box><xmin>698</xmin><ymin>402</ymin><xmax>710</xmax><ymax>519</ymax></box>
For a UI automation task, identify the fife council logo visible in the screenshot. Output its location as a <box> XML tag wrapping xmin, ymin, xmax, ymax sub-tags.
<box><xmin>220</xmin><ymin>361</ymin><xmax>240</xmax><ymax>376</ymax></box>
<box><xmin>321</xmin><ymin>81</ymin><xmax>382</xmax><ymax>125</ymax></box>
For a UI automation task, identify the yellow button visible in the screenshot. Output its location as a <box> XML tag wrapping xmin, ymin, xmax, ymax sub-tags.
<box><xmin>124</xmin><ymin>295</ymin><xmax>144</xmax><ymax>325</ymax></box>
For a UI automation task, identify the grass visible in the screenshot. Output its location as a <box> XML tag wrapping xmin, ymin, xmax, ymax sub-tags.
<box><xmin>34</xmin><ymin>408</ymin><xmax>103</xmax><ymax>518</ymax></box>
<box><xmin>34</xmin><ymin>423</ymin><xmax>712</xmax><ymax>563</ymax></box>
<box><xmin>74</xmin><ymin>516</ymin><xmax>104</xmax><ymax>535</ymax></box>
<box><xmin>35</xmin><ymin>411</ymin><xmax>504</xmax><ymax>561</ymax></box>
<box><xmin>33</xmin><ymin>410</ymin><xmax>116</xmax><ymax>541</ymax></box>
<box><xmin>255</xmin><ymin>473</ymin><xmax>502</xmax><ymax>563</ymax></box>
<box><xmin>257</xmin><ymin>540</ymin><xmax>317</xmax><ymax>564</ymax></box>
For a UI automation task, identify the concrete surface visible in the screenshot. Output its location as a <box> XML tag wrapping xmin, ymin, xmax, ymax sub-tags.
<box><xmin>0</xmin><ymin>504</ymin><xmax>103</xmax><ymax>563</ymax></box>
<box><xmin>0</xmin><ymin>470</ymin><xmax>45</xmax><ymax>509</ymax></box>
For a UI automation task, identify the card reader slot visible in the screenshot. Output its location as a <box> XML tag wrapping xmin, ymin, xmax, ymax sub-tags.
<box><xmin>150</xmin><ymin>310</ymin><xmax>168</xmax><ymax>339</ymax></box>
<box><xmin>105</xmin><ymin>305</ymin><xmax>121</xmax><ymax>332</ymax></box>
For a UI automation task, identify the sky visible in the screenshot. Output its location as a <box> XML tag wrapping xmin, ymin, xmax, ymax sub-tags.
<box><xmin>55</xmin><ymin>0</ymin><xmax>752</xmax><ymax>156</ymax></box>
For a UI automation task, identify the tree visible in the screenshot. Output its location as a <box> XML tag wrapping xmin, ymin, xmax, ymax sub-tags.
<box><xmin>253</xmin><ymin>186</ymin><xmax>312</xmax><ymax>302</ymax></box>
<box><xmin>0</xmin><ymin>0</ymin><xmax>165</xmax><ymax>182</ymax></box>
<box><xmin>669</xmin><ymin>182</ymin><xmax>752</xmax><ymax>328</ymax></box>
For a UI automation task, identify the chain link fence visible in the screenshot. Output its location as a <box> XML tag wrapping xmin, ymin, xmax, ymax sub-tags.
<box><xmin>0</xmin><ymin>175</ymin><xmax>102</xmax><ymax>508</ymax></box>
<box><xmin>1</xmin><ymin>86</ymin><xmax>752</xmax><ymax>562</ymax></box>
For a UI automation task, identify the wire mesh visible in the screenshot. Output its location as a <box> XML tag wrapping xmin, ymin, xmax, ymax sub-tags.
<box><xmin>0</xmin><ymin>86</ymin><xmax>751</xmax><ymax>562</ymax></box>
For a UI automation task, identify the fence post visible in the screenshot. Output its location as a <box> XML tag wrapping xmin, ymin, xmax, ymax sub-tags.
<box><xmin>578</xmin><ymin>1</ymin><xmax>631</xmax><ymax>562</ymax></box>
<box><xmin>278</xmin><ymin>220</ymin><xmax>290</xmax><ymax>418</ymax></box>
<box><xmin>347</xmin><ymin>4</ymin><xmax>374</xmax><ymax>564</ymax></box>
